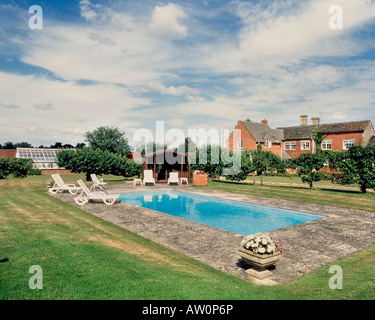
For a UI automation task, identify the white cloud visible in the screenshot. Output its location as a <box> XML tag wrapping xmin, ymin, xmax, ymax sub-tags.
<box><xmin>0</xmin><ymin>101</ymin><xmax>20</xmax><ymax>109</ymax></box>
<box><xmin>33</xmin><ymin>102</ymin><xmax>54</xmax><ymax>110</ymax></box>
<box><xmin>21</xmin><ymin>24</ymin><xmax>163</xmax><ymax>85</ymax></box>
<box><xmin>0</xmin><ymin>72</ymin><xmax>151</xmax><ymax>145</ymax></box>
<box><xmin>2</xmin><ymin>0</ymin><xmax>375</xmax><ymax>146</ymax></box>
<box><xmin>145</xmin><ymin>81</ymin><xmax>200</xmax><ymax>97</ymax></box>
<box><xmin>149</xmin><ymin>3</ymin><xmax>188</xmax><ymax>39</ymax></box>
<box><xmin>79</xmin><ymin>0</ymin><xmax>101</xmax><ymax>21</ymax></box>
<box><xmin>204</xmin><ymin>0</ymin><xmax>375</xmax><ymax>74</ymax></box>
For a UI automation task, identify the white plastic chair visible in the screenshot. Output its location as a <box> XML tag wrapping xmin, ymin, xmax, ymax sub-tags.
<box><xmin>90</xmin><ymin>174</ymin><xmax>107</xmax><ymax>192</ymax></box>
<box><xmin>143</xmin><ymin>170</ymin><xmax>156</xmax><ymax>185</ymax></box>
<box><xmin>74</xmin><ymin>180</ymin><xmax>118</xmax><ymax>206</ymax></box>
<box><xmin>49</xmin><ymin>174</ymin><xmax>81</xmax><ymax>195</ymax></box>
<box><xmin>168</xmin><ymin>172</ymin><xmax>179</xmax><ymax>185</ymax></box>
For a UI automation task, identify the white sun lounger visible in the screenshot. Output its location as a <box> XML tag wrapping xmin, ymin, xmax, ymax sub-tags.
<box><xmin>143</xmin><ymin>170</ymin><xmax>156</xmax><ymax>185</ymax></box>
<box><xmin>168</xmin><ymin>172</ymin><xmax>179</xmax><ymax>185</ymax></box>
<box><xmin>90</xmin><ymin>173</ymin><xmax>107</xmax><ymax>192</ymax></box>
<box><xmin>49</xmin><ymin>174</ymin><xmax>81</xmax><ymax>195</ymax></box>
<box><xmin>74</xmin><ymin>180</ymin><xmax>118</xmax><ymax>206</ymax></box>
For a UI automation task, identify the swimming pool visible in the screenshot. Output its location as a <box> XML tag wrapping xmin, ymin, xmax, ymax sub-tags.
<box><xmin>118</xmin><ymin>190</ymin><xmax>323</xmax><ymax>235</ymax></box>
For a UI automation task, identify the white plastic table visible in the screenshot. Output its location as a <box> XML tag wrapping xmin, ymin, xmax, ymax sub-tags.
<box><xmin>133</xmin><ymin>179</ymin><xmax>142</xmax><ymax>186</ymax></box>
<box><xmin>179</xmin><ymin>178</ymin><xmax>188</xmax><ymax>185</ymax></box>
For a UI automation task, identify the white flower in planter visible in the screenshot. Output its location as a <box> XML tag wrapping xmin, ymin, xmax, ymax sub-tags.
<box><xmin>240</xmin><ymin>232</ymin><xmax>283</xmax><ymax>255</ymax></box>
<box><xmin>258</xmin><ymin>247</ymin><xmax>266</xmax><ymax>254</ymax></box>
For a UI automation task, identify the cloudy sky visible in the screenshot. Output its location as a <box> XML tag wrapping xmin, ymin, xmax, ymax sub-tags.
<box><xmin>1</xmin><ymin>0</ymin><xmax>375</xmax><ymax>148</ymax></box>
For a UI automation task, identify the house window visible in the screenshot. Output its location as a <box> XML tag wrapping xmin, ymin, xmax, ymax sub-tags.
<box><xmin>284</xmin><ymin>142</ymin><xmax>296</xmax><ymax>150</ymax></box>
<box><xmin>343</xmin><ymin>139</ymin><xmax>355</xmax><ymax>150</ymax></box>
<box><xmin>301</xmin><ymin>141</ymin><xmax>311</xmax><ymax>150</ymax></box>
<box><xmin>237</xmin><ymin>140</ymin><xmax>243</xmax><ymax>150</ymax></box>
<box><xmin>264</xmin><ymin>139</ymin><xmax>271</xmax><ymax>148</ymax></box>
<box><xmin>321</xmin><ymin>140</ymin><xmax>332</xmax><ymax>150</ymax></box>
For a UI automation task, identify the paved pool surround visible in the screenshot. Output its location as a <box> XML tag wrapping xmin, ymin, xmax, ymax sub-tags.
<box><xmin>51</xmin><ymin>183</ymin><xmax>375</xmax><ymax>285</ymax></box>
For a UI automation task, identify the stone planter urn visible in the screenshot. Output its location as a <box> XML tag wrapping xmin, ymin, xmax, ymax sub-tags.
<box><xmin>238</xmin><ymin>247</ymin><xmax>282</xmax><ymax>280</ymax></box>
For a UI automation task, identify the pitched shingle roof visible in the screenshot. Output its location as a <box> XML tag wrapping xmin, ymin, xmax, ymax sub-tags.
<box><xmin>241</xmin><ymin>121</ymin><xmax>284</xmax><ymax>143</ymax></box>
<box><xmin>278</xmin><ymin>120</ymin><xmax>372</xmax><ymax>140</ymax></box>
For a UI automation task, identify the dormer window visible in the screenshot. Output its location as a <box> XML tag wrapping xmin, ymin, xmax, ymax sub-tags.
<box><xmin>264</xmin><ymin>139</ymin><xmax>271</xmax><ymax>148</ymax></box>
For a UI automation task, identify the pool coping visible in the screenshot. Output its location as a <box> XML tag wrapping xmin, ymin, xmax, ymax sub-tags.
<box><xmin>51</xmin><ymin>183</ymin><xmax>375</xmax><ymax>285</ymax></box>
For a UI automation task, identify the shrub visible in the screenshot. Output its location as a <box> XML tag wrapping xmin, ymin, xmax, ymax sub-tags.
<box><xmin>57</xmin><ymin>148</ymin><xmax>142</xmax><ymax>181</ymax></box>
<box><xmin>329</xmin><ymin>146</ymin><xmax>375</xmax><ymax>193</ymax></box>
<box><xmin>28</xmin><ymin>168</ymin><xmax>42</xmax><ymax>176</ymax></box>
<box><xmin>0</xmin><ymin>158</ymin><xmax>33</xmax><ymax>179</ymax></box>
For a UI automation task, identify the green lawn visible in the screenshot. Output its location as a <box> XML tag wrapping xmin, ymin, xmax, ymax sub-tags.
<box><xmin>206</xmin><ymin>180</ymin><xmax>375</xmax><ymax>212</ymax></box>
<box><xmin>0</xmin><ymin>174</ymin><xmax>374</xmax><ymax>299</ymax></box>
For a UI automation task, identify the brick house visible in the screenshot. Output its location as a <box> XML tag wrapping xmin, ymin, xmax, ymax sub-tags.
<box><xmin>226</xmin><ymin>119</ymin><xmax>284</xmax><ymax>158</ymax></box>
<box><xmin>227</xmin><ymin>115</ymin><xmax>375</xmax><ymax>160</ymax></box>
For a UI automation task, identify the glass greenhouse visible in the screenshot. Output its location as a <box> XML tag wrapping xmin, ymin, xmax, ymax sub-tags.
<box><xmin>16</xmin><ymin>148</ymin><xmax>68</xmax><ymax>169</ymax></box>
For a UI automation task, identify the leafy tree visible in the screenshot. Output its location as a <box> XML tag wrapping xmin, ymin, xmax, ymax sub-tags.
<box><xmin>248</xmin><ymin>149</ymin><xmax>286</xmax><ymax>184</ymax></box>
<box><xmin>50</xmin><ymin>142</ymin><xmax>63</xmax><ymax>149</ymax></box>
<box><xmin>135</xmin><ymin>142</ymin><xmax>167</xmax><ymax>156</ymax></box>
<box><xmin>57</xmin><ymin>148</ymin><xmax>141</xmax><ymax>181</ymax></box>
<box><xmin>330</xmin><ymin>146</ymin><xmax>375</xmax><ymax>193</ymax></box>
<box><xmin>293</xmin><ymin>153</ymin><xmax>326</xmax><ymax>188</ymax></box>
<box><xmin>84</xmin><ymin>126</ymin><xmax>130</xmax><ymax>155</ymax></box>
<box><xmin>178</xmin><ymin>137</ymin><xmax>197</xmax><ymax>155</ymax></box>
<box><xmin>14</xmin><ymin>142</ymin><xmax>33</xmax><ymax>148</ymax></box>
<box><xmin>0</xmin><ymin>158</ymin><xmax>33</xmax><ymax>179</ymax></box>
<box><xmin>190</xmin><ymin>145</ymin><xmax>225</xmax><ymax>179</ymax></box>
<box><xmin>312</xmin><ymin>127</ymin><xmax>325</xmax><ymax>154</ymax></box>
<box><xmin>75</xmin><ymin>143</ymin><xmax>86</xmax><ymax>149</ymax></box>
<box><xmin>2</xmin><ymin>141</ymin><xmax>15</xmax><ymax>149</ymax></box>
<box><xmin>223</xmin><ymin>150</ymin><xmax>253</xmax><ymax>181</ymax></box>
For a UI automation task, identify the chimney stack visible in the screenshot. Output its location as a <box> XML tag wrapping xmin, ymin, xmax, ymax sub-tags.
<box><xmin>311</xmin><ymin>117</ymin><xmax>320</xmax><ymax>126</ymax></box>
<box><xmin>300</xmin><ymin>115</ymin><xmax>308</xmax><ymax>126</ymax></box>
<box><xmin>261</xmin><ymin>119</ymin><xmax>268</xmax><ymax>125</ymax></box>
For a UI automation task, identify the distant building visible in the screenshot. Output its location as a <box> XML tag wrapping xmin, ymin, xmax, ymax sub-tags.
<box><xmin>0</xmin><ymin>148</ymin><xmax>71</xmax><ymax>174</ymax></box>
<box><xmin>227</xmin><ymin>115</ymin><xmax>375</xmax><ymax>160</ymax></box>
<box><xmin>226</xmin><ymin>119</ymin><xmax>284</xmax><ymax>158</ymax></box>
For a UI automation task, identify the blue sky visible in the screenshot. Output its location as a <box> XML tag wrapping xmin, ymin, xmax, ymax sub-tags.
<box><xmin>1</xmin><ymin>0</ymin><xmax>375</xmax><ymax>147</ymax></box>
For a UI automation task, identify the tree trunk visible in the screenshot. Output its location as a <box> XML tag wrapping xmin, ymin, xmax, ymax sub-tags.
<box><xmin>86</xmin><ymin>172</ymin><xmax>92</xmax><ymax>181</ymax></box>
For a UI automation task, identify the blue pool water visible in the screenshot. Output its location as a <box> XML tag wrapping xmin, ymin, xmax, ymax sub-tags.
<box><xmin>118</xmin><ymin>191</ymin><xmax>323</xmax><ymax>235</ymax></box>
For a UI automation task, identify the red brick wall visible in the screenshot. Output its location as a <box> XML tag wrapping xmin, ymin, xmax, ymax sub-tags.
<box><xmin>259</xmin><ymin>142</ymin><xmax>282</xmax><ymax>158</ymax></box>
<box><xmin>283</xmin><ymin>140</ymin><xmax>313</xmax><ymax>159</ymax></box>
<box><xmin>227</xmin><ymin>122</ymin><xmax>257</xmax><ymax>151</ymax></box>
<box><xmin>0</xmin><ymin>149</ymin><xmax>17</xmax><ymax>158</ymax></box>
<box><xmin>323</xmin><ymin>132</ymin><xmax>363</xmax><ymax>151</ymax></box>
<box><xmin>227</xmin><ymin>122</ymin><xmax>282</xmax><ymax>158</ymax></box>
<box><xmin>41</xmin><ymin>169</ymin><xmax>72</xmax><ymax>175</ymax></box>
